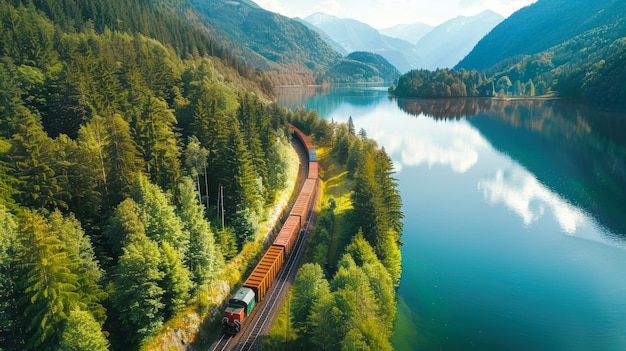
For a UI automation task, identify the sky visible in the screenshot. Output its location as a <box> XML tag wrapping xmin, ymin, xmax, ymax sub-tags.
<box><xmin>252</xmin><ymin>0</ymin><xmax>537</xmax><ymax>28</ymax></box>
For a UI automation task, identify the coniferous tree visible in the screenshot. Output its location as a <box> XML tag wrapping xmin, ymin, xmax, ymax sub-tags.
<box><xmin>176</xmin><ymin>177</ymin><xmax>222</xmax><ymax>288</ymax></box>
<box><xmin>111</xmin><ymin>234</ymin><xmax>164</xmax><ymax>348</ymax></box>
<box><xmin>184</xmin><ymin>135</ymin><xmax>209</xmax><ymax>204</ymax></box>
<box><xmin>237</xmin><ymin>92</ymin><xmax>267</xmax><ymax>189</ymax></box>
<box><xmin>158</xmin><ymin>241</ymin><xmax>192</xmax><ymax>319</ymax></box>
<box><xmin>48</xmin><ymin>210</ymin><xmax>108</xmax><ymax>325</ymax></box>
<box><xmin>17</xmin><ymin>211</ymin><xmax>80</xmax><ymax>350</ymax></box>
<box><xmin>134</xmin><ymin>96</ymin><xmax>181</xmax><ymax>191</ymax></box>
<box><xmin>0</xmin><ymin>139</ymin><xmax>17</xmax><ymax>210</ymax></box>
<box><xmin>292</xmin><ymin>263</ymin><xmax>330</xmax><ymax>333</ymax></box>
<box><xmin>351</xmin><ymin>152</ymin><xmax>385</xmax><ymax>249</ymax></box>
<box><xmin>58</xmin><ymin>309</ymin><xmax>110</xmax><ymax>351</ymax></box>
<box><xmin>11</xmin><ymin>107</ymin><xmax>67</xmax><ymax>210</ymax></box>
<box><xmin>129</xmin><ymin>174</ymin><xmax>189</xmax><ymax>256</ymax></box>
<box><xmin>374</xmin><ymin>147</ymin><xmax>403</xmax><ymax>237</ymax></box>
<box><xmin>102</xmin><ymin>113</ymin><xmax>141</xmax><ymax>206</ymax></box>
<box><xmin>104</xmin><ymin>198</ymin><xmax>146</xmax><ymax>260</ymax></box>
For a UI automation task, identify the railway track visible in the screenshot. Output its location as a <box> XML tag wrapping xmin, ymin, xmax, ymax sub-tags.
<box><xmin>209</xmin><ymin>127</ymin><xmax>318</xmax><ymax>351</ymax></box>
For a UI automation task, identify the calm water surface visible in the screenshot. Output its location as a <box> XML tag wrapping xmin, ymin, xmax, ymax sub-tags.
<box><xmin>275</xmin><ymin>85</ymin><xmax>626</xmax><ymax>351</ymax></box>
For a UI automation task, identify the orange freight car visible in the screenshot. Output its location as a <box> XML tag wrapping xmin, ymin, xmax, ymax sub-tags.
<box><xmin>290</xmin><ymin>124</ymin><xmax>314</xmax><ymax>150</ymax></box>
<box><xmin>308</xmin><ymin>161</ymin><xmax>318</xmax><ymax>180</ymax></box>
<box><xmin>273</xmin><ymin>215</ymin><xmax>301</xmax><ymax>256</ymax></box>
<box><xmin>243</xmin><ymin>245</ymin><xmax>285</xmax><ymax>302</ymax></box>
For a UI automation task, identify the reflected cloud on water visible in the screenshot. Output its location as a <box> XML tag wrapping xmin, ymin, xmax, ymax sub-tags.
<box><xmin>478</xmin><ymin>166</ymin><xmax>587</xmax><ymax>234</ymax></box>
<box><xmin>332</xmin><ymin>106</ymin><xmax>487</xmax><ymax>174</ymax></box>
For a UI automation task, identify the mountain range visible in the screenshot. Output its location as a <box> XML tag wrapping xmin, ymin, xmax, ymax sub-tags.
<box><xmin>302</xmin><ymin>11</ymin><xmax>504</xmax><ymax>72</ymax></box>
<box><xmin>303</xmin><ymin>13</ymin><xmax>424</xmax><ymax>73</ymax></box>
<box><xmin>457</xmin><ymin>0</ymin><xmax>626</xmax><ymax>70</ymax></box>
<box><xmin>415</xmin><ymin>10</ymin><xmax>504</xmax><ymax>70</ymax></box>
<box><xmin>394</xmin><ymin>0</ymin><xmax>626</xmax><ymax>104</ymax></box>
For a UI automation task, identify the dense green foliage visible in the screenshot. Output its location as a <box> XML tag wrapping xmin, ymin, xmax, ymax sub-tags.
<box><xmin>319</xmin><ymin>51</ymin><xmax>401</xmax><ymax>84</ymax></box>
<box><xmin>0</xmin><ymin>0</ymin><xmax>300</xmax><ymax>349</ymax></box>
<box><xmin>393</xmin><ymin>1</ymin><xmax>626</xmax><ymax>104</ymax></box>
<box><xmin>271</xmin><ymin>112</ymin><xmax>403</xmax><ymax>350</ymax></box>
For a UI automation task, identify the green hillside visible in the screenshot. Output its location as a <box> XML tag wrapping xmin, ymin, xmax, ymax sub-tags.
<box><xmin>456</xmin><ymin>0</ymin><xmax>624</xmax><ymax>70</ymax></box>
<box><xmin>185</xmin><ymin>0</ymin><xmax>342</xmax><ymax>85</ymax></box>
<box><xmin>320</xmin><ymin>51</ymin><xmax>401</xmax><ymax>84</ymax></box>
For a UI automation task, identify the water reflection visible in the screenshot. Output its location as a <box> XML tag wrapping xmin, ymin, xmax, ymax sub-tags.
<box><xmin>479</xmin><ymin>166</ymin><xmax>587</xmax><ymax>234</ymax></box>
<box><xmin>397</xmin><ymin>98</ymin><xmax>626</xmax><ymax>237</ymax></box>
<box><xmin>401</xmin><ymin>132</ymin><xmax>479</xmax><ymax>173</ymax></box>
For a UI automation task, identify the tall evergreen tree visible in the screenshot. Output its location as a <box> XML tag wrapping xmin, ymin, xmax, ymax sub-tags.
<box><xmin>183</xmin><ymin>136</ymin><xmax>209</xmax><ymax>204</ymax></box>
<box><xmin>17</xmin><ymin>211</ymin><xmax>80</xmax><ymax>350</ymax></box>
<box><xmin>292</xmin><ymin>263</ymin><xmax>330</xmax><ymax>334</ymax></box>
<box><xmin>158</xmin><ymin>241</ymin><xmax>192</xmax><ymax>319</ymax></box>
<box><xmin>134</xmin><ymin>96</ymin><xmax>181</xmax><ymax>191</ymax></box>
<box><xmin>58</xmin><ymin>309</ymin><xmax>110</xmax><ymax>351</ymax></box>
<box><xmin>102</xmin><ymin>113</ymin><xmax>141</xmax><ymax>206</ymax></box>
<box><xmin>129</xmin><ymin>174</ymin><xmax>189</xmax><ymax>256</ymax></box>
<box><xmin>10</xmin><ymin>107</ymin><xmax>67</xmax><ymax>210</ymax></box>
<box><xmin>176</xmin><ymin>177</ymin><xmax>221</xmax><ymax>288</ymax></box>
<box><xmin>111</xmin><ymin>234</ymin><xmax>164</xmax><ymax>348</ymax></box>
<box><xmin>0</xmin><ymin>139</ymin><xmax>17</xmax><ymax>210</ymax></box>
<box><xmin>103</xmin><ymin>198</ymin><xmax>146</xmax><ymax>260</ymax></box>
<box><xmin>48</xmin><ymin>210</ymin><xmax>108</xmax><ymax>325</ymax></box>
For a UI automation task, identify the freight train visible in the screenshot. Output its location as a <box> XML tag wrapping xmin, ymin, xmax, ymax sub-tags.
<box><xmin>222</xmin><ymin>124</ymin><xmax>319</xmax><ymax>334</ymax></box>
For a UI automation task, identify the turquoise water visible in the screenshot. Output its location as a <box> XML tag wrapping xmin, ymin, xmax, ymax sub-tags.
<box><xmin>276</xmin><ymin>86</ymin><xmax>626</xmax><ymax>350</ymax></box>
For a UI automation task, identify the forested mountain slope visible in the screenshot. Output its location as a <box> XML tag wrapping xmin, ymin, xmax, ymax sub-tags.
<box><xmin>456</xmin><ymin>0</ymin><xmax>625</xmax><ymax>70</ymax></box>
<box><xmin>184</xmin><ymin>0</ymin><xmax>342</xmax><ymax>85</ymax></box>
<box><xmin>320</xmin><ymin>51</ymin><xmax>401</xmax><ymax>83</ymax></box>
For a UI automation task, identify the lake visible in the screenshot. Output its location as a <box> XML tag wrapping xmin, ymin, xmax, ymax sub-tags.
<box><xmin>275</xmin><ymin>85</ymin><xmax>626</xmax><ymax>351</ymax></box>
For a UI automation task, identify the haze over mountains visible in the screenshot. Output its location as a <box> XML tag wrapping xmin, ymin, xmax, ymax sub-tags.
<box><xmin>303</xmin><ymin>13</ymin><xmax>424</xmax><ymax>73</ymax></box>
<box><xmin>303</xmin><ymin>11</ymin><xmax>504</xmax><ymax>72</ymax></box>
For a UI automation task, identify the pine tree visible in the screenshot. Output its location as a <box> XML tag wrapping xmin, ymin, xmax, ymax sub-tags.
<box><xmin>184</xmin><ymin>136</ymin><xmax>209</xmax><ymax>204</ymax></box>
<box><xmin>10</xmin><ymin>107</ymin><xmax>67</xmax><ymax>210</ymax></box>
<box><xmin>111</xmin><ymin>234</ymin><xmax>164</xmax><ymax>347</ymax></box>
<box><xmin>104</xmin><ymin>198</ymin><xmax>146</xmax><ymax>259</ymax></box>
<box><xmin>48</xmin><ymin>210</ymin><xmax>108</xmax><ymax>325</ymax></box>
<box><xmin>176</xmin><ymin>177</ymin><xmax>222</xmax><ymax>288</ymax></box>
<box><xmin>158</xmin><ymin>241</ymin><xmax>192</xmax><ymax>319</ymax></box>
<box><xmin>58</xmin><ymin>309</ymin><xmax>110</xmax><ymax>351</ymax></box>
<box><xmin>17</xmin><ymin>211</ymin><xmax>81</xmax><ymax>350</ymax></box>
<box><xmin>292</xmin><ymin>263</ymin><xmax>330</xmax><ymax>333</ymax></box>
<box><xmin>103</xmin><ymin>113</ymin><xmax>141</xmax><ymax>206</ymax></box>
<box><xmin>134</xmin><ymin>96</ymin><xmax>181</xmax><ymax>190</ymax></box>
<box><xmin>129</xmin><ymin>174</ymin><xmax>188</xmax><ymax>256</ymax></box>
<box><xmin>0</xmin><ymin>139</ymin><xmax>17</xmax><ymax>210</ymax></box>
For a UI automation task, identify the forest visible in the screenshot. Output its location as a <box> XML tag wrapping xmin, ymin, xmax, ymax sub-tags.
<box><xmin>0</xmin><ymin>0</ymin><xmax>296</xmax><ymax>349</ymax></box>
<box><xmin>0</xmin><ymin>0</ymin><xmax>405</xmax><ymax>350</ymax></box>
